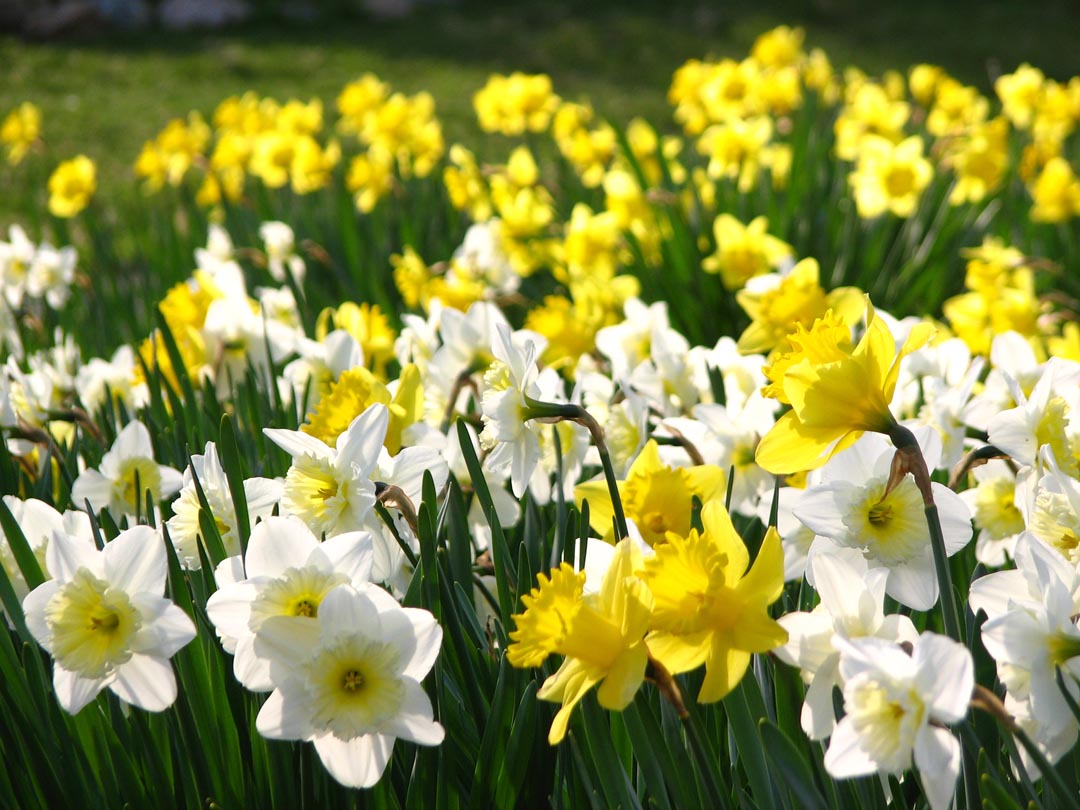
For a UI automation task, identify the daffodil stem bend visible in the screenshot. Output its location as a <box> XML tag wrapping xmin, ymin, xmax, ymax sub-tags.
<box><xmin>525</xmin><ymin>400</ymin><xmax>630</xmax><ymax>542</ymax></box>
<box><xmin>887</xmin><ymin>424</ymin><xmax>963</xmax><ymax>643</ymax></box>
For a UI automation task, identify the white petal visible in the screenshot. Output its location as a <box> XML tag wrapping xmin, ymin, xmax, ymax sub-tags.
<box><xmin>253</xmin><ymin>616</ymin><xmax>320</xmax><ymax>677</ymax></box>
<box><xmin>313</xmin><ymin>733</ymin><xmax>394</xmax><ymax>788</ymax></box>
<box><xmin>317</xmin><ymin>586</ymin><xmax>380</xmax><ymax>640</ymax></box>
<box><xmin>931</xmin><ymin>485</ymin><xmax>974</xmax><ymax>555</ymax></box>
<box><xmin>234</xmin><ymin>635</ymin><xmax>275</xmax><ymax>691</ymax></box>
<box><xmin>792</xmin><ymin>486</ymin><xmax>847</xmax><ymax>539</ymax></box>
<box><xmin>22</xmin><ymin>580</ymin><xmax>60</xmax><ymax>647</ymax></box>
<box><xmin>823</xmin><ymin>718</ymin><xmax>877</xmax><ymax>778</ymax></box>
<box><xmin>381</xmin><ymin>605</ymin><xmax>441</xmax><ymax>681</ymax></box>
<box><xmin>69</xmin><ymin>470</ymin><xmax>112</xmax><ymax>514</ymax></box>
<box><xmin>206</xmin><ymin>582</ymin><xmax>259</xmax><ymax>639</ymax></box>
<box><xmin>104</xmin><ymin>526</ymin><xmax>166</xmax><ymax>595</ymax></box>
<box><xmin>885</xmin><ymin>558</ymin><xmax>938</xmax><ymax>611</ymax></box>
<box><xmin>245</xmin><ymin>516</ymin><xmax>318</xmax><ymax>578</ymax></box>
<box><xmin>53</xmin><ymin>665</ymin><xmax>108</xmax><ymax>714</ymax></box>
<box><xmin>383</xmin><ymin>680</ymin><xmax>444</xmax><ymax>746</ymax></box>
<box><xmin>47</xmin><ymin>530</ymin><xmax>101</xmax><ymax>581</ymax></box>
<box><xmin>801</xmin><ymin>656</ymin><xmax>841</xmax><ymax>741</ymax></box>
<box><xmin>913</xmin><ymin>633</ymin><xmax>974</xmax><ymax>723</ymax></box>
<box><xmin>256</xmin><ymin>688</ymin><xmax>315</xmax><ymax>740</ymax></box>
<box><xmin>264</xmin><ymin>428</ymin><xmax>334</xmax><ymax>462</ymax></box>
<box><xmin>110</xmin><ymin>654</ymin><xmax>177</xmax><ymax>711</ymax></box>
<box><xmin>319</xmin><ymin>532</ymin><xmax>374</xmax><ymax>584</ymax></box>
<box><xmin>968</xmin><ymin>570</ymin><xmax>1028</xmax><ymax>621</ymax></box>
<box><xmin>113</xmin><ymin>421</ymin><xmax>154</xmax><ymax>460</ymax></box>
<box><xmin>336</xmin><ymin>405</ymin><xmax>389</xmax><ymax>480</ymax></box>
<box><xmin>132</xmin><ymin>599</ymin><xmax>197</xmax><ymax>658</ymax></box>
<box><xmin>913</xmin><ymin>726</ymin><xmax>961</xmax><ymax>810</ymax></box>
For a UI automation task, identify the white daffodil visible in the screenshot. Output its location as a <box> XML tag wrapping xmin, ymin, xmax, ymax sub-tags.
<box><xmin>959</xmin><ymin>458</ymin><xmax>1025</xmax><ymax>567</ymax></box>
<box><xmin>75</xmin><ymin>344</ymin><xmax>149</xmax><ymax>417</ymax></box>
<box><xmin>205</xmin><ymin>515</ymin><xmax>373</xmax><ymax>691</ymax></box>
<box><xmin>26</xmin><ymin>240</ymin><xmax>77</xmax><ymax>310</ymax></box>
<box><xmin>1024</xmin><ymin>447</ymin><xmax>1080</xmax><ymax>566</ymax></box>
<box><xmin>974</xmin><ymin>532</ymin><xmax>1080</xmax><ymax>767</ymax></box>
<box><xmin>280</xmin><ymin>330</ymin><xmax>363</xmax><ymax>415</ymax></box>
<box><xmin>987</xmin><ymin>357</ymin><xmax>1080</xmax><ymax>478</ymax></box>
<box><xmin>22</xmin><ymin>526</ymin><xmax>196</xmax><ymax>714</ymax></box>
<box><xmin>479</xmin><ymin>323</ymin><xmax>546</xmax><ymax>497</ymax></box>
<box><xmin>824</xmin><ymin>633</ymin><xmax>973</xmax><ymax>810</ymax></box>
<box><xmin>0</xmin><ymin>223</ymin><xmax>35</xmax><ymax>307</ymax></box>
<box><xmin>1</xmin><ymin>496</ymin><xmax>91</xmax><ymax>607</ymax></box>
<box><xmin>259</xmin><ymin>221</ymin><xmax>306</xmax><ymax>285</ymax></box>
<box><xmin>165</xmin><ymin>441</ymin><xmax>282</xmax><ymax>569</ymax></box>
<box><xmin>70</xmin><ymin>420</ymin><xmax>184</xmax><ymax>519</ymax></box>
<box><xmin>265</xmin><ymin>403</ymin><xmax>387</xmax><ymax>539</ymax></box>
<box><xmin>794</xmin><ymin>431</ymin><xmax>972</xmax><ymax>610</ymax></box>
<box><xmin>775</xmin><ymin>547</ymin><xmax>918</xmax><ymax>740</ymax></box>
<box><xmin>253</xmin><ymin>583</ymin><xmax>444</xmax><ymax>788</ymax></box>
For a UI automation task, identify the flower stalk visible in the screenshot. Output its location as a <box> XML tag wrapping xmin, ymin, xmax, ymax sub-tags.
<box><xmin>525</xmin><ymin>398</ymin><xmax>630</xmax><ymax>541</ymax></box>
<box><xmin>887</xmin><ymin>424</ymin><xmax>963</xmax><ymax>642</ymax></box>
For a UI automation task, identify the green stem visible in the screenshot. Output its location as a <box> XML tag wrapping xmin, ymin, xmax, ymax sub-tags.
<box><xmin>525</xmin><ymin>399</ymin><xmax>629</xmax><ymax>542</ymax></box>
<box><xmin>888</xmin><ymin>424</ymin><xmax>963</xmax><ymax>642</ymax></box>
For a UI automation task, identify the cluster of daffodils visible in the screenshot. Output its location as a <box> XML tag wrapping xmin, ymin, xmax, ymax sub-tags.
<box><xmin>3</xmin><ymin>25</ymin><xmax>1080</xmax><ymax>804</ymax></box>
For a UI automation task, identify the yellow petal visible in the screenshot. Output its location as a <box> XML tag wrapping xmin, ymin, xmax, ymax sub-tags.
<box><xmin>645</xmin><ymin>630</ymin><xmax>711</xmax><ymax>675</ymax></box>
<box><xmin>755</xmin><ymin>411</ymin><xmax>855</xmax><ymax>474</ymax></box>
<box><xmin>596</xmin><ymin>642</ymin><xmax>648</xmax><ymax>711</ymax></box>
<box><xmin>698</xmin><ymin>644</ymin><xmax>751</xmax><ymax>703</ymax></box>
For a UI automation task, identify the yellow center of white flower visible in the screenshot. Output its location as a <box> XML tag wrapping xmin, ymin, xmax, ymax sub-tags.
<box><xmin>249</xmin><ymin>565</ymin><xmax>351</xmax><ymax>629</ymax></box>
<box><xmin>1030</xmin><ymin>491</ymin><xmax>1080</xmax><ymax>564</ymax></box>
<box><xmin>843</xmin><ymin>476</ymin><xmax>927</xmax><ymax>566</ymax></box>
<box><xmin>972</xmin><ymin>477</ymin><xmax>1025</xmax><ymax>541</ymax></box>
<box><xmin>45</xmin><ymin>567</ymin><xmax>140</xmax><ymax>679</ymax></box>
<box><xmin>115</xmin><ymin>457</ymin><xmax>163</xmax><ymax>514</ymax></box>
<box><xmin>1035</xmin><ymin>396</ymin><xmax>1077</xmax><ymax>476</ymax></box>
<box><xmin>849</xmin><ymin>678</ymin><xmax>924</xmax><ymax>773</ymax></box>
<box><xmin>303</xmin><ymin>635</ymin><xmax>406</xmax><ymax>740</ymax></box>
<box><xmin>283</xmin><ymin>455</ymin><xmax>346</xmax><ymax>536</ymax></box>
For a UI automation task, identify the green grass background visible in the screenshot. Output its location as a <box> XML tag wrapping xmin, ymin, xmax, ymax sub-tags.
<box><xmin>2</xmin><ymin>0</ymin><xmax>1078</xmax><ymax>216</ymax></box>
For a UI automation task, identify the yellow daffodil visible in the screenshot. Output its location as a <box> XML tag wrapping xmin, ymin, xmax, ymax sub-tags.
<box><xmin>736</xmin><ymin>257</ymin><xmax>863</xmax><ymax>356</ymax></box>
<box><xmin>575</xmin><ymin>439</ymin><xmax>726</xmax><ymax>547</ymax></box>
<box><xmin>48</xmin><ymin>155</ymin><xmax>96</xmax><ymax>218</ymax></box>
<box><xmin>316</xmin><ymin>302</ymin><xmax>397</xmax><ymax>380</ymax></box>
<box><xmin>1</xmin><ymin>101</ymin><xmax>41</xmax><ymax>165</ymax></box>
<box><xmin>474</xmin><ymin>73</ymin><xmax>560</xmax><ymax>136</ymax></box>
<box><xmin>755</xmin><ymin>299</ymin><xmax>934</xmax><ymax>474</ymax></box>
<box><xmin>701</xmin><ymin>214</ymin><xmax>793</xmax><ymax>292</ymax></box>
<box><xmin>849</xmin><ymin>135</ymin><xmax>933</xmax><ymax>219</ymax></box>
<box><xmin>508</xmin><ymin>540</ymin><xmax>653</xmax><ymax>744</ymax></box>
<box><xmin>639</xmin><ymin>501</ymin><xmax>786</xmax><ymax>702</ymax></box>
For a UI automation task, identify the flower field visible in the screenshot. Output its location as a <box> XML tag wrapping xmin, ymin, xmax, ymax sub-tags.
<box><xmin>2</xmin><ymin>22</ymin><xmax>1080</xmax><ymax>809</ymax></box>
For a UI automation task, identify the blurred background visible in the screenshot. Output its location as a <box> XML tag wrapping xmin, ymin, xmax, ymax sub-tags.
<box><xmin>2</xmin><ymin>0</ymin><xmax>1078</xmax><ymax>210</ymax></box>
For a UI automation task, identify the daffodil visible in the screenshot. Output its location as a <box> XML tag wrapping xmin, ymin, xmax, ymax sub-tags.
<box><xmin>755</xmin><ymin>299</ymin><xmax>934</xmax><ymax>474</ymax></box>
<box><xmin>165</xmin><ymin>441</ymin><xmax>282</xmax><ymax>570</ymax></box>
<box><xmin>824</xmin><ymin>633</ymin><xmax>973</xmax><ymax>810</ymax></box>
<box><xmin>776</xmin><ymin>547</ymin><xmax>919</xmax><ymax>740</ymax></box>
<box><xmin>253</xmin><ymin>583</ymin><xmax>444</xmax><ymax>788</ymax></box>
<box><xmin>264</xmin><ymin>403</ymin><xmax>386</xmax><ymax>541</ymax></box>
<box><xmin>508</xmin><ymin>539</ymin><xmax>653</xmax><ymax>743</ymax></box>
<box><xmin>47</xmin><ymin>155</ymin><xmax>97</xmax><ymax>218</ymax></box>
<box><xmin>70</xmin><ymin>420</ymin><xmax>184</xmax><ymax>519</ymax></box>
<box><xmin>639</xmin><ymin>500</ymin><xmax>786</xmax><ymax>702</ymax></box>
<box><xmin>793</xmin><ymin>432</ymin><xmax>972</xmax><ymax>610</ymax></box>
<box><xmin>22</xmin><ymin>527</ymin><xmax>196</xmax><ymax>713</ymax></box>
<box><xmin>575</xmin><ymin>439</ymin><xmax>726</xmax><ymax>547</ymax></box>
<box><xmin>206</xmin><ymin>516</ymin><xmax>374</xmax><ymax>691</ymax></box>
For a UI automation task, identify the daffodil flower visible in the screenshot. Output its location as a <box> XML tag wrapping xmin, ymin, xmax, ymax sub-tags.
<box><xmin>206</xmin><ymin>515</ymin><xmax>374</xmax><ymax>691</ymax></box>
<box><xmin>70</xmin><ymin>420</ymin><xmax>184</xmax><ymax>519</ymax></box>
<box><xmin>639</xmin><ymin>500</ymin><xmax>787</xmax><ymax>702</ymax></box>
<box><xmin>508</xmin><ymin>539</ymin><xmax>653</xmax><ymax>744</ymax></box>
<box><xmin>825</xmin><ymin>633</ymin><xmax>973</xmax><ymax>810</ymax></box>
<box><xmin>756</xmin><ymin>299</ymin><xmax>933</xmax><ymax>475</ymax></box>
<box><xmin>575</xmin><ymin>439</ymin><xmax>726</xmax><ymax>547</ymax></box>
<box><xmin>253</xmin><ymin>584</ymin><xmax>443</xmax><ymax>788</ymax></box>
<box><xmin>22</xmin><ymin>526</ymin><xmax>196</xmax><ymax>714</ymax></box>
